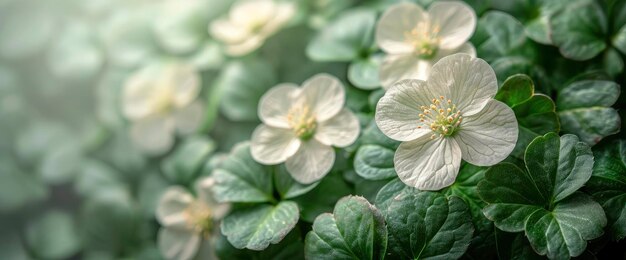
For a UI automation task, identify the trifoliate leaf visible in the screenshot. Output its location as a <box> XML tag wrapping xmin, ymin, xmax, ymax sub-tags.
<box><xmin>550</xmin><ymin>0</ymin><xmax>608</xmax><ymax>60</ymax></box>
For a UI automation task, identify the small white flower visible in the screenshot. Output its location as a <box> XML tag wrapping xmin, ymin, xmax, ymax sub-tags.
<box><xmin>375</xmin><ymin>54</ymin><xmax>518</xmax><ymax>190</ymax></box>
<box><xmin>251</xmin><ymin>74</ymin><xmax>360</xmax><ymax>184</ymax></box>
<box><xmin>209</xmin><ymin>0</ymin><xmax>295</xmax><ymax>56</ymax></box>
<box><xmin>122</xmin><ymin>61</ymin><xmax>203</xmax><ymax>155</ymax></box>
<box><xmin>376</xmin><ymin>1</ymin><xmax>477</xmax><ymax>89</ymax></box>
<box><xmin>156</xmin><ymin>177</ymin><xmax>230</xmax><ymax>260</ymax></box>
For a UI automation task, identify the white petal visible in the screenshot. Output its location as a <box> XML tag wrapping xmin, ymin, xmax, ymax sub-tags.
<box><xmin>194</xmin><ymin>177</ymin><xmax>231</xmax><ymax>220</ymax></box>
<box><xmin>168</xmin><ymin>63</ymin><xmax>201</xmax><ymax>108</ymax></box>
<box><xmin>285</xmin><ymin>140</ymin><xmax>335</xmax><ymax>184</ymax></box>
<box><xmin>427</xmin><ymin>53</ymin><xmax>497</xmax><ymax>116</ymax></box>
<box><xmin>379</xmin><ymin>54</ymin><xmax>431</xmax><ymax>89</ymax></box>
<box><xmin>251</xmin><ymin>125</ymin><xmax>301</xmax><ymax>165</ymax></box>
<box><xmin>315</xmin><ymin>108</ymin><xmax>360</xmax><ymax>147</ymax></box>
<box><xmin>230</xmin><ymin>0</ymin><xmax>275</xmax><ymax>28</ymax></box>
<box><xmin>376</xmin><ymin>2</ymin><xmax>427</xmax><ymax>54</ymax></box>
<box><xmin>224</xmin><ymin>35</ymin><xmax>264</xmax><ymax>56</ymax></box>
<box><xmin>122</xmin><ymin>66</ymin><xmax>159</xmax><ymax>120</ymax></box>
<box><xmin>259</xmin><ymin>2</ymin><xmax>295</xmax><ymax>37</ymax></box>
<box><xmin>156</xmin><ymin>186</ymin><xmax>194</xmax><ymax>228</ymax></box>
<box><xmin>394</xmin><ymin>136</ymin><xmax>462</xmax><ymax>190</ymax></box>
<box><xmin>209</xmin><ymin>19</ymin><xmax>249</xmax><ymax>44</ymax></box>
<box><xmin>453</xmin><ymin>100</ymin><xmax>518</xmax><ymax>166</ymax></box>
<box><xmin>158</xmin><ymin>228</ymin><xmax>201</xmax><ymax>260</ymax></box>
<box><xmin>258</xmin><ymin>83</ymin><xmax>300</xmax><ymax>128</ymax></box>
<box><xmin>428</xmin><ymin>1</ymin><xmax>477</xmax><ymax>50</ymax></box>
<box><xmin>375</xmin><ymin>79</ymin><xmax>438</xmax><ymax>142</ymax></box>
<box><xmin>130</xmin><ymin>117</ymin><xmax>175</xmax><ymax>155</ymax></box>
<box><xmin>300</xmin><ymin>74</ymin><xmax>345</xmax><ymax>121</ymax></box>
<box><xmin>174</xmin><ymin>101</ymin><xmax>204</xmax><ymax>135</ymax></box>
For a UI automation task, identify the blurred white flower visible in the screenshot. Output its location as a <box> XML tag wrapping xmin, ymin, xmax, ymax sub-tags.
<box><xmin>209</xmin><ymin>0</ymin><xmax>295</xmax><ymax>56</ymax></box>
<box><xmin>251</xmin><ymin>74</ymin><xmax>360</xmax><ymax>184</ymax></box>
<box><xmin>375</xmin><ymin>54</ymin><xmax>518</xmax><ymax>190</ymax></box>
<box><xmin>156</xmin><ymin>177</ymin><xmax>230</xmax><ymax>260</ymax></box>
<box><xmin>122</xmin><ymin>62</ymin><xmax>204</xmax><ymax>155</ymax></box>
<box><xmin>376</xmin><ymin>1</ymin><xmax>477</xmax><ymax>89</ymax></box>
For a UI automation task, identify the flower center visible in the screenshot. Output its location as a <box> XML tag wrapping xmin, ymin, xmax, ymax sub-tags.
<box><xmin>184</xmin><ymin>201</ymin><xmax>213</xmax><ymax>237</ymax></box>
<box><xmin>418</xmin><ymin>96</ymin><xmax>463</xmax><ymax>139</ymax></box>
<box><xmin>152</xmin><ymin>86</ymin><xmax>175</xmax><ymax>114</ymax></box>
<box><xmin>404</xmin><ymin>22</ymin><xmax>441</xmax><ymax>59</ymax></box>
<box><xmin>287</xmin><ymin>105</ymin><xmax>317</xmax><ymax>140</ymax></box>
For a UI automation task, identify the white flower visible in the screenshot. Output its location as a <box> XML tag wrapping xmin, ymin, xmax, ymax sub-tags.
<box><xmin>251</xmin><ymin>74</ymin><xmax>360</xmax><ymax>184</ymax></box>
<box><xmin>376</xmin><ymin>1</ymin><xmax>477</xmax><ymax>89</ymax></box>
<box><xmin>209</xmin><ymin>0</ymin><xmax>295</xmax><ymax>56</ymax></box>
<box><xmin>122</xmin><ymin>61</ymin><xmax>204</xmax><ymax>155</ymax></box>
<box><xmin>375</xmin><ymin>54</ymin><xmax>518</xmax><ymax>190</ymax></box>
<box><xmin>156</xmin><ymin>177</ymin><xmax>230</xmax><ymax>260</ymax></box>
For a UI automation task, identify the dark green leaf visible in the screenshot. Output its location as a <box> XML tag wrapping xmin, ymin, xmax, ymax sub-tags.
<box><xmin>474</xmin><ymin>11</ymin><xmax>526</xmax><ymax>61</ymax></box>
<box><xmin>557</xmin><ymin>80</ymin><xmax>620</xmax><ymax>110</ymax></box>
<box><xmin>25</xmin><ymin>211</ymin><xmax>81</xmax><ymax>259</ymax></box>
<box><xmin>294</xmin><ymin>173</ymin><xmax>353</xmax><ymax>222</ymax></box>
<box><xmin>273</xmin><ymin>165</ymin><xmax>319</xmax><ymax>199</ymax></box>
<box><xmin>495</xmin><ymin>74</ymin><xmax>534</xmax><ymax>107</ymax></box>
<box><xmin>305</xmin><ymin>196</ymin><xmax>387</xmax><ymax>260</ymax></box>
<box><xmin>550</xmin><ymin>0</ymin><xmax>608</xmax><ymax>60</ymax></box>
<box><xmin>354</xmin><ymin>144</ymin><xmax>396</xmax><ymax>180</ymax></box>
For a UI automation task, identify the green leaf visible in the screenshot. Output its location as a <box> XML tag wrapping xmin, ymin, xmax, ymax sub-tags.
<box><xmin>39</xmin><ymin>142</ymin><xmax>83</xmax><ymax>184</ymax></box>
<box><xmin>478</xmin><ymin>133</ymin><xmax>605</xmax><ymax>259</ymax></box>
<box><xmin>274</xmin><ymin>165</ymin><xmax>319</xmax><ymax>200</ymax></box>
<box><xmin>25</xmin><ymin>210</ymin><xmax>80</xmax><ymax>259</ymax></box>
<box><xmin>375</xmin><ymin>178</ymin><xmax>410</xmax><ymax>215</ymax></box>
<box><xmin>294</xmin><ymin>173</ymin><xmax>353</xmax><ymax>222</ymax></box>
<box><xmin>354</xmin><ymin>144</ymin><xmax>396</xmax><ymax>180</ymax></box>
<box><xmin>306</xmin><ymin>9</ymin><xmax>376</xmax><ymax>62</ymax></box>
<box><xmin>550</xmin><ymin>0</ymin><xmax>608</xmax><ymax>60</ymax></box>
<box><xmin>612</xmin><ymin>1</ymin><xmax>626</xmax><ymax>55</ymax></box>
<box><xmin>474</xmin><ymin>11</ymin><xmax>526</xmax><ymax>61</ymax></box>
<box><xmin>161</xmin><ymin>135</ymin><xmax>215</xmax><ymax>185</ymax></box>
<box><xmin>586</xmin><ymin>140</ymin><xmax>626</xmax><ymax>240</ymax></box>
<box><xmin>212</xmin><ymin>142</ymin><xmax>274</xmax><ymax>203</ymax></box>
<box><xmin>495</xmin><ymin>74</ymin><xmax>534</xmax><ymax>106</ymax></box>
<box><xmin>348</xmin><ymin>56</ymin><xmax>381</xmax><ymax>89</ymax></box>
<box><xmin>359</xmin><ymin>121</ymin><xmax>400</xmax><ymax>150</ymax></box>
<box><xmin>218</xmin><ymin>59</ymin><xmax>277</xmax><ymax>122</ymax></box>
<box><xmin>557</xmin><ymin>80</ymin><xmax>621</xmax><ymax>145</ymax></box>
<box><xmin>0</xmin><ymin>161</ymin><xmax>47</xmax><ymax>212</ymax></box>
<box><xmin>216</xmin><ymin>228</ymin><xmax>304</xmax><ymax>260</ymax></box>
<box><xmin>603</xmin><ymin>48</ymin><xmax>624</xmax><ymax>77</ymax></box>
<box><xmin>221</xmin><ymin>201</ymin><xmax>299</xmax><ymax>251</ymax></box>
<box><xmin>384</xmin><ymin>191</ymin><xmax>474</xmax><ymax>259</ymax></box>
<box><xmin>304</xmin><ymin>196</ymin><xmax>387</xmax><ymax>260</ymax></box>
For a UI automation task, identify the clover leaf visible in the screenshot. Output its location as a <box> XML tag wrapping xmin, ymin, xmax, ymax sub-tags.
<box><xmin>478</xmin><ymin>133</ymin><xmax>606</xmax><ymax>259</ymax></box>
<box><xmin>557</xmin><ymin>80</ymin><xmax>620</xmax><ymax>145</ymax></box>
<box><xmin>585</xmin><ymin>140</ymin><xmax>626</xmax><ymax>240</ymax></box>
<box><xmin>304</xmin><ymin>196</ymin><xmax>387</xmax><ymax>260</ymax></box>
<box><xmin>353</xmin><ymin>121</ymin><xmax>400</xmax><ymax>180</ymax></box>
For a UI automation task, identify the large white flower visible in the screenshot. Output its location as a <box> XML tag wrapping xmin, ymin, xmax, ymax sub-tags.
<box><xmin>251</xmin><ymin>74</ymin><xmax>360</xmax><ymax>184</ymax></box>
<box><xmin>376</xmin><ymin>1</ymin><xmax>477</xmax><ymax>89</ymax></box>
<box><xmin>156</xmin><ymin>177</ymin><xmax>230</xmax><ymax>260</ymax></box>
<box><xmin>375</xmin><ymin>54</ymin><xmax>518</xmax><ymax>190</ymax></box>
<box><xmin>209</xmin><ymin>0</ymin><xmax>295</xmax><ymax>56</ymax></box>
<box><xmin>122</xmin><ymin>61</ymin><xmax>204</xmax><ymax>155</ymax></box>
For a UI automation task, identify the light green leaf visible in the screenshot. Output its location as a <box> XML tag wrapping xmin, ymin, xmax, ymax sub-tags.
<box><xmin>306</xmin><ymin>9</ymin><xmax>376</xmax><ymax>62</ymax></box>
<box><xmin>354</xmin><ymin>144</ymin><xmax>396</xmax><ymax>180</ymax></box>
<box><xmin>586</xmin><ymin>140</ymin><xmax>626</xmax><ymax>240</ymax></box>
<box><xmin>221</xmin><ymin>201</ymin><xmax>299</xmax><ymax>251</ymax></box>
<box><xmin>304</xmin><ymin>196</ymin><xmax>387</xmax><ymax>260</ymax></box>
<box><xmin>384</xmin><ymin>191</ymin><xmax>473</xmax><ymax>259</ymax></box>
<box><xmin>348</xmin><ymin>56</ymin><xmax>381</xmax><ymax>89</ymax></box>
<box><xmin>162</xmin><ymin>136</ymin><xmax>215</xmax><ymax>185</ymax></box>
<box><xmin>495</xmin><ymin>74</ymin><xmax>533</xmax><ymax>106</ymax></box>
<box><xmin>550</xmin><ymin>0</ymin><xmax>608</xmax><ymax>60</ymax></box>
<box><xmin>25</xmin><ymin>211</ymin><xmax>81</xmax><ymax>259</ymax></box>
<box><xmin>212</xmin><ymin>142</ymin><xmax>274</xmax><ymax>203</ymax></box>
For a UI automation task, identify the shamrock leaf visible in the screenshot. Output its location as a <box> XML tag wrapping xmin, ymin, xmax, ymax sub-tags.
<box><xmin>586</xmin><ymin>140</ymin><xmax>626</xmax><ymax>240</ymax></box>
<box><xmin>478</xmin><ymin>133</ymin><xmax>606</xmax><ymax>259</ymax></box>
<box><xmin>550</xmin><ymin>0</ymin><xmax>608</xmax><ymax>60</ymax></box>
<box><xmin>221</xmin><ymin>201</ymin><xmax>299</xmax><ymax>251</ymax></box>
<box><xmin>161</xmin><ymin>136</ymin><xmax>215</xmax><ymax>185</ymax></box>
<box><xmin>557</xmin><ymin>80</ymin><xmax>620</xmax><ymax>145</ymax></box>
<box><xmin>495</xmin><ymin>74</ymin><xmax>559</xmax><ymax>160</ymax></box>
<box><xmin>353</xmin><ymin>121</ymin><xmax>400</xmax><ymax>180</ymax></box>
<box><xmin>304</xmin><ymin>196</ymin><xmax>387</xmax><ymax>260</ymax></box>
<box><xmin>376</xmin><ymin>182</ymin><xmax>474</xmax><ymax>259</ymax></box>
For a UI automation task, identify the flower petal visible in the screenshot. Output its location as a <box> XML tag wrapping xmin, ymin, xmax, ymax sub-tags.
<box><xmin>258</xmin><ymin>83</ymin><xmax>300</xmax><ymax>128</ymax></box>
<box><xmin>174</xmin><ymin>101</ymin><xmax>203</xmax><ymax>135</ymax></box>
<box><xmin>453</xmin><ymin>100</ymin><xmax>518</xmax><ymax>166</ymax></box>
<box><xmin>428</xmin><ymin>1</ymin><xmax>476</xmax><ymax>50</ymax></box>
<box><xmin>428</xmin><ymin>53</ymin><xmax>497</xmax><ymax>116</ymax></box>
<box><xmin>315</xmin><ymin>108</ymin><xmax>360</xmax><ymax>147</ymax></box>
<box><xmin>230</xmin><ymin>0</ymin><xmax>275</xmax><ymax>28</ymax></box>
<box><xmin>194</xmin><ymin>177</ymin><xmax>230</xmax><ymax>220</ymax></box>
<box><xmin>168</xmin><ymin>63</ymin><xmax>201</xmax><ymax>108</ymax></box>
<box><xmin>224</xmin><ymin>35</ymin><xmax>264</xmax><ymax>56</ymax></box>
<box><xmin>376</xmin><ymin>2</ymin><xmax>427</xmax><ymax>54</ymax></box>
<box><xmin>130</xmin><ymin>116</ymin><xmax>175</xmax><ymax>155</ymax></box>
<box><xmin>285</xmin><ymin>140</ymin><xmax>335</xmax><ymax>184</ymax></box>
<box><xmin>260</xmin><ymin>2</ymin><xmax>295</xmax><ymax>37</ymax></box>
<box><xmin>158</xmin><ymin>228</ymin><xmax>201</xmax><ymax>260</ymax></box>
<box><xmin>379</xmin><ymin>54</ymin><xmax>431</xmax><ymax>89</ymax></box>
<box><xmin>375</xmin><ymin>79</ymin><xmax>436</xmax><ymax>142</ymax></box>
<box><xmin>122</xmin><ymin>66</ymin><xmax>159</xmax><ymax>120</ymax></box>
<box><xmin>250</xmin><ymin>125</ymin><xmax>301</xmax><ymax>165</ymax></box>
<box><xmin>209</xmin><ymin>19</ymin><xmax>249</xmax><ymax>44</ymax></box>
<box><xmin>156</xmin><ymin>186</ymin><xmax>194</xmax><ymax>228</ymax></box>
<box><xmin>300</xmin><ymin>73</ymin><xmax>345</xmax><ymax>121</ymax></box>
<box><xmin>433</xmin><ymin>42</ymin><xmax>476</xmax><ymax>61</ymax></box>
<box><xmin>394</xmin><ymin>136</ymin><xmax>462</xmax><ymax>190</ymax></box>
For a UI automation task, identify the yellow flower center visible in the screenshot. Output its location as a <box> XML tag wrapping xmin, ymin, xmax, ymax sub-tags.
<box><xmin>152</xmin><ymin>85</ymin><xmax>175</xmax><ymax>115</ymax></box>
<box><xmin>404</xmin><ymin>22</ymin><xmax>441</xmax><ymax>59</ymax></box>
<box><xmin>287</xmin><ymin>105</ymin><xmax>317</xmax><ymax>140</ymax></box>
<box><xmin>184</xmin><ymin>201</ymin><xmax>213</xmax><ymax>237</ymax></box>
<box><xmin>418</xmin><ymin>96</ymin><xmax>463</xmax><ymax>139</ymax></box>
